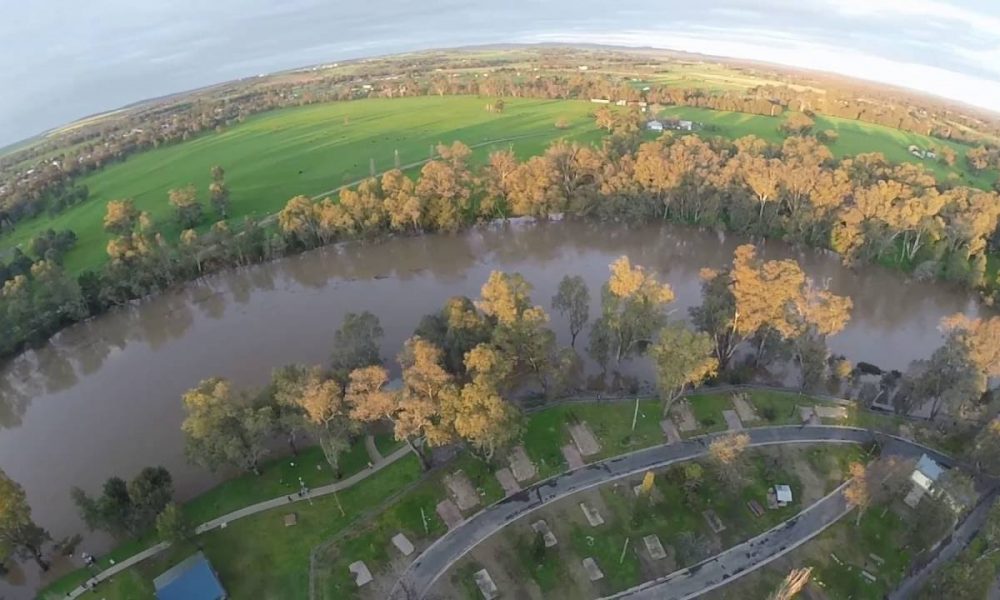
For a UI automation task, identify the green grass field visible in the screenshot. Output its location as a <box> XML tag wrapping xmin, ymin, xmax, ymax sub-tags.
<box><xmin>658</xmin><ymin>106</ymin><xmax>997</xmax><ymax>188</ymax></box>
<box><xmin>1</xmin><ymin>96</ymin><xmax>601</xmax><ymax>274</ymax></box>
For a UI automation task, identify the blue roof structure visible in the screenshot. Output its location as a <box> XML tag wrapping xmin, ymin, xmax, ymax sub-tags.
<box><xmin>153</xmin><ymin>552</ymin><xmax>226</xmax><ymax>600</ymax></box>
<box><xmin>915</xmin><ymin>454</ymin><xmax>944</xmax><ymax>482</ymax></box>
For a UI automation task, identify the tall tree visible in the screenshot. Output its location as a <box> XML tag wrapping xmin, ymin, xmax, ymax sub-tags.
<box><xmin>589</xmin><ymin>256</ymin><xmax>674</xmax><ymax>366</ymax></box>
<box><xmin>295</xmin><ymin>367</ymin><xmax>357</xmax><ymax>475</ymax></box>
<box><xmin>396</xmin><ymin>336</ymin><xmax>460</xmax><ymax>457</ymax></box>
<box><xmin>708</xmin><ymin>432</ymin><xmax>750</xmax><ymax>489</ymax></box>
<box><xmin>168</xmin><ymin>185</ymin><xmax>202</xmax><ymax>229</ymax></box>
<box><xmin>650</xmin><ymin>323</ymin><xmax>718</xmax><ymax>415</ymax></box>
<box><xmin>347</xmin><ymin>364</ymin><xmax>427</xmax><ymax>468</ymax></box>
<box><xmin>181</xmin><ymin>378</ymin><xmax>272</xmax><ymax>475</ymax></box>
<box><xmin>103</xmin><ymin>199</ymin><xmax>139</xmax><ymax>235</ymax></box>
<box><xmin>448</xmin><ymin>344</ymin><xmax>522</xmax><ymax>459</ymax></box>
<box><xmin>156</xmin><ymin>503</ymin><xmax>196</xmax><ymax>547</ymax></box>
<box><xmin>0</xmin><ymin>469</ymin><xmax>50</xmax><ymax>571</ymax></box>
<box><xmin>551</xmin><ymin>274</ymin><xmax>590</xmax><ymax>347</ymax></box>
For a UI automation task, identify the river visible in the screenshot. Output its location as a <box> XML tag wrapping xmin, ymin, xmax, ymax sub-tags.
<box><xmin>0</xmin><ymin>220</ymin><xmax>982</xmax><ymax>597</ymax></box>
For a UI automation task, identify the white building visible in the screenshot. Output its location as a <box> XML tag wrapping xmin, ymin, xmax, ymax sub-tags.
<box><xmin>904</xmin><ymin>454</ymin><xmax>943</xmax><ymax>508</ymax></box>
<box><xmin>774</xmin><ymin>484</ymin><xmax>793</xmax><ymax>507</ymax></box>
<box><xmin>647</xmin><ymin>120</ymin><xmax>664</xmax><ymax>132</ymax></box>
<box><xmin>678</xmin><ymin>120</ymin><xmax>694</xmax><ymax>131</ymax></box>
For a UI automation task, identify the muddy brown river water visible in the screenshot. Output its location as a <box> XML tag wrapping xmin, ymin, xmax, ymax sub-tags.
<box><xmin>0</xmin><ymin>220</ymin><xmax>983</xmax><ymax>596</ymax></box>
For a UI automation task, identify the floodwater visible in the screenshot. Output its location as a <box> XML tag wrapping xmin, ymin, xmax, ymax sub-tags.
<box><xmin>0</xmin><ymin>220</ymin><xmax>982</xmax><ymax>596</ymax></box>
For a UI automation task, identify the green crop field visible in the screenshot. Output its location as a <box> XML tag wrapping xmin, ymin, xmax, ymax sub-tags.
<box><xmin>0</xmin><ymin>96</ymin><xmax>601</xmax><ymax>274</ymax></box>
<box><xmin>658</xmin><ymin>106</ymin><xmax>997</xmax><ymax>188</ymax></box>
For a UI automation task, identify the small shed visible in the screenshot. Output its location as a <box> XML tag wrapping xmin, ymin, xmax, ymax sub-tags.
<box><xmin>154</xmin><ymin>552</ymin><xmax>227</xmax><ymax>600</ymax></box>
<box><xmin>911</xmin><ymin>454</ymin><xmax>943</xmax><ymax>492</ymax></box>
<box><xmin>774</xmin><ymin>484</ymin><xmax>793</xmax><ymax>506</ymax></box>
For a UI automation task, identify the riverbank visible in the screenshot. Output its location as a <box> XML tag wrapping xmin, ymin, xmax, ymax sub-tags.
<box><xmin>37</xmin><ymin>387</ymin><xmax>931</xmax><ymax>599</ymax></box>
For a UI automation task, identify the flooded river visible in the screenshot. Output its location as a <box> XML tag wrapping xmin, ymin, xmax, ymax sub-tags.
<box><xmin>0</xmin><ymin>220</ymin><xmax>982</xmax><ymax>596</ymax></box>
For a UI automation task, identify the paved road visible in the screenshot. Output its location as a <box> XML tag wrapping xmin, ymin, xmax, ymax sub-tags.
<box><xmin>392</xmin><ymin>425</ymin><xmax>954</xmax><ymax>599</ymax></box>
<box><xmin>63</xmin><ymin>445</ymin><xmax>412</xmax><ymax>599</ymax></box>
<box><xmin>606</xmin><ymin>482</ymin><xmax>851</xmax><ymax>599</ymax></box>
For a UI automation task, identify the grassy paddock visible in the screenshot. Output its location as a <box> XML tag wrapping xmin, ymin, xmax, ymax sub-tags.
<box><xmin>2</xmin><ymin>96</ymin><xmax>600</xmax><ymax>274</ymax></box>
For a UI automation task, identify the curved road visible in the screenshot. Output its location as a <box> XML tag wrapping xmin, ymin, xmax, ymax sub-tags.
<box><xmin>391</xmin><ymin>425</ymin><xmax>955</xmax><ymax>600</ymax></box>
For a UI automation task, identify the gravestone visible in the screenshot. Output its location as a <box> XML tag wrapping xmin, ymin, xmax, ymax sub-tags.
<box><xmin>494</xmin><ymin>467</ymin><xmax>521</xmax><ymax>496</ymax></box>
<box><xmin>814</xmin><ymin>405</ymin><xmax>849</xmax><ymax>420</ymax></box>
<box><xmin>799</xmin><ymin>406</ymin><xmax>821</xmax><ymax>425</ymax></box>
<box><xmin>731</xmin><ymin>395</ymin><xmax>759</xmax><ymax>422</ymax></box>
<box><xmin>660</xmin><ymin>419</ymin><xmax>681</xmax><ymax>444</ymax></box>
<box><xmin>703</xmin><ymin>509</ymin><xmax>726</xmax><ymax>533</ymax></box>
<box><xmin>582</xmin><ymin>557</ymin><xmax>604</xmax><ymax>581</ymax></box>
<box><xmin>283</xmin><ymin>513</ymin><xmax>298</xmax><ymax>527</ymax></box>
<box><xmin>392</xmin><ymin>532</ymin><xmax>415</xmax><ymax>557</ymax></box>
<box><xmin>508</xmin><ymin>446</ymin><xmax>537</xmax><ymax>482</ymax></box>
<box><xmin>348</xmin><ymin>561</ymin><xmax>373</xmax><ymax>587</ymax></box>
<box><xmin>673</xmin><ymin>402</ymin><xmax>697</xmax><ymax>432</ymax></box>
<box><xmin>445</xmin><ymin>470</ymin><xmax>480</xmax><ymax>511</ymax></box>
<box><xmin>436</xmin><ymin>499</ymin><xmax>463</xmax><ymax>529</ymax></box>
<box><xmin>722</xmin><ymin>410</ymin><xmax>744</xmax><ymax>431</ymax></box>
<box><xmin>473</xmin><ymin>568</ymin><xmax>499</xmax><ymax>599</ymax></box>
<box><xmin>580</xmin><ymin>502</ymin><xmax>605</xmax><ymax>526</ymax></box>
<box><xmin>531</xmin><ymin>520</ymin><xmax>558</xmax><ymax>547</ymax></box>
<box><xmin>562</xmin><ymin>444</ymin><xmax>585</xmax><ymax>470</ymax></box>
<box><xmin>643</xmin><ymin>534</ymin><xmax>667</xmax><ymax>560</ymax></box>
<box><xmin>568</xmin><ymin>422</ymin><xmax>601</xmax><ymax>456</ymax></box>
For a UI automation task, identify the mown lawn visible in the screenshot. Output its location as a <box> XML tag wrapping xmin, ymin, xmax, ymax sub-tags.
<box><xmin>1</xmin><ymin>96</ymin><xmax>601</xmax><ymax>274</ymax></box>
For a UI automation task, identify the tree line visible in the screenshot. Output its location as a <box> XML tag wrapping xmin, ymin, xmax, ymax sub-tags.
<box><xmin>3</xmin><ymin>48</ymin><xmax>998</xmax><ymax>232</ymax></box>
<box><xmin>3</xmin><ymin>126</ymin><xmax>1000</xmax><ymax>364</ymax></box>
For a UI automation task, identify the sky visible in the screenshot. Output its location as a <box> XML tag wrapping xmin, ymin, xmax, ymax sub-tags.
<box><xmin>0</xmin><ymin>0</ymin><xmax>998</xmax><ymax>147</ymax></box>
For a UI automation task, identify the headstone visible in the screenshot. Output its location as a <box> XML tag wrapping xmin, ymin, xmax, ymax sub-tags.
<box><xmin>814</xmin><ymin>405</ymin><xmax>849</xmax><ymax>420</ymax></box>
<box><xmin>283</xmin><ymin>513</ymin><xmax>298</xmax><ymax>527</ymax></box>
<box><xmin>861</xmin><ymin>570</ymin><xmax>877</xmax><ymax>583</ymax></box>
<box><xmin>799</xmin><ymin>406</ymin><xmax>820</xmax><ymax>425</ymax></box>
<box><xmin>392</xmin><ymin>533</ymin><xmax>415</xmax><ymax>557</ymax></box>
<box><xmin>747</xmin><ymin>500</ymin><xmax>765</xmax><ymax>518</ymax></box>
<box><xmin>348</xmin><ymin>561</ymin><xmax>373</xmax><ymax>587</ymax></box>
<box><xmin>722</xmin><ymin>410</ymin><xmax>744</xmax><ymax>431</ymax></box>
<box><xmin>731</xmin><ymin>395</ymin><xmax>759</xmax><ymax>422</ymax></box>
<box><xmin>445</xmin><ymin>470</ymin><xmax>480</xmax><ymax>511</ymax></box>
<box><xmin>580</xmin><ymin>502</ymin><xmax>605</xmax><ymax>526</ymax></box>
<box><xmin>703</xmin><ymin>509</ymin><xmax>726</xmax><ymax>533</ymax></box>
<box><xmin>869</xmin><ymin>553</ymin><xmax>885</xmax><ymax>566</ymax></box>
<box><xmin>531</xmin><ymin>520</ymin><xmax>558</xmax><ymax>547</ymax></box>
<box><xmin>562</xmin><ymin>444</ymin><xmax>585</xmax><ymax>470</ymax></box>
<box><xmin>494</xmin><ymin>467</ymin><xmax>521</xmax><ymax>496</ymax></box>
<box><xmin>568</xmin><ymin>422</ymin><xmax>601</xmax><ymax>456</ymax></box>
<box><xmin>473</xmin><ymin>568</ymin><xmax>499</xmax><ymax>599</ymax></box>
<box><xmin>673</xmin><ymin>403</ymin><xmax>697</xmax><ymax>432</ymax></box>
<box><xmin>643</xmin><ymin>534</ymin><xmax>667</xmax><ymax>559</ymax></box>
<box><xmin>582</xmin><ymin>557</ymin><xmax>604</xmax><ymax>581</ymax></box>
<box><xmin>508</xmin><ymin>446</ymin><xmax>537</xmax><ymax>482</ymax></box>
<box><xmin>436</xmin><ymin>499</ymin><xmax>463</xmax><ymax>529</ymax></box>
<box><xmin>660</xmin><ymin>419</ymin><xmax>681</xmax><ymax>444</ymax></box>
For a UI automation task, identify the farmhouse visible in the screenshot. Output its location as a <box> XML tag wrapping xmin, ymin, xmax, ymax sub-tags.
<box><xmin>647</xmin><ymin>120</ymin><xmax>664</xmax><ymax>132</ymax></box>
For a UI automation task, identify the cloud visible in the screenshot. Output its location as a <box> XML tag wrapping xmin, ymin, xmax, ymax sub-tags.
<box><xmin>825</xmin><ymin>0</ymin><xmax>1000</xmax><ymax>38</ymax></box>
<box><xmin>522</xmin><ymin>26</ymin><xmax>1000</xmax><ymax>113</ymax></box>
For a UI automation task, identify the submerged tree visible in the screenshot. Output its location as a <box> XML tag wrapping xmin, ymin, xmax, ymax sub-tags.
<box><xmin>650</xmin><ymin>323</ymin><xmax>718</xmax><ymax>415</ymax></box>
<box><xmin>181</xmin><ymin>378</ymin><xmax>272</xmax><ymax>475</ymax></box>
<box><xmin>551</xmin><ymin>274</ymin><xmax>590</xmax><ymax>347</ymax></box>
<box><xmin>0</xmin><ymin>469</ymin><xmax>50</xmax><ymax>571</ymax></box>
<box><xmin>589</xmin><ymin>256</ymin><xmax>674</xmax><ymax>366</ymax></box>
<box><xmin>330</xmin><ymin>311</ymin><xmax>384</xmax><ymax>383</ymax></box>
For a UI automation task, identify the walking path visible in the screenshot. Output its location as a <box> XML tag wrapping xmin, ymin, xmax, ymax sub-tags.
<box><xmin>63</xmin><ymin>445</ymin><xmax>412</xmax><ymax>599</ymax></box>
<box><xmin>391</xmin><ymin>425</ymin><xmax>955</xmax><ymax>600</ymax></box>
<box><xmin>606</xmin><ymin>482</ymin><xmax>852</xmax><ymax>599</ymax></box>
<box><xmin>364</xmin><ymin>434</ymin><xmax>384</xmax><ymax>464</ymax></box>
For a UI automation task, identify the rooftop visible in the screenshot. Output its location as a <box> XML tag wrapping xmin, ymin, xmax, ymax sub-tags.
<box><xmin>153</xmin><ymin>552</ymin><xmax>226</xmax><ymax>600</ymax></box>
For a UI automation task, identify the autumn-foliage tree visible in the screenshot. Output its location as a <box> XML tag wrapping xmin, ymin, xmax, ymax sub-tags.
<box><xmin>395</xmin><ymin>336</ymin><xmax>461</xmax><ymax>466</ymax></box>
<box><xmin>708</xmin><ymin>432</ymin><xmax>750</xmax><ymax>489</ymax></box>
<box><xmin>590</xmin><ymin>256</ymin><xmax>674</xmax><ymax>366</ymax></box>
<box><xmin>448</xmin><ymin>344</ymin><xmax>522</xmax><ymax>459</ymax></box>
<box><xmin>103</xmin><ymin>199</ymin><xmax>139</xmax><ymax>235</ymax></box>
<box><xmin>168</xmin><ymin>185</ymin><xmax>202</xmax><ymax>229</ymax></box>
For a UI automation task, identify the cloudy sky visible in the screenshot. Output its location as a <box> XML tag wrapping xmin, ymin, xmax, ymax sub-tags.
<box><xmin>1</xmin><ymin>0</ymin><xmax>998</xmax><ymax>147</ymax></box>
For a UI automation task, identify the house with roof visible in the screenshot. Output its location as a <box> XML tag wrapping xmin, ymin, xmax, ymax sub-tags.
<box><xmin>904</xmin><ymin>454</ymin><xmax>944</xmax><ymax>508</ymax></box>
<box><xmin>646</xmin><ymin>120</ymin><xmax>664</xmax><ymax>132</ymax></box>
<box><xmin>774</xmin><ymin>484</ymin><xmax>793</xmax><ymax>507</ymax></box>
<box><xmin>154</xmin><ymin>552</ymin><xmax>227</xmax><ymax>600</ymax></box>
